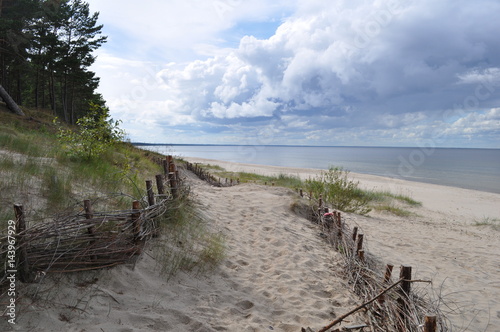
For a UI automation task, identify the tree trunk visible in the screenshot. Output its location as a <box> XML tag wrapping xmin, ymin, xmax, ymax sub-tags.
<box><xmin>0</xmin><ymin>84</ymin><xmax>24</xmax><ymax>116</ymax></box>
<box><xmin>49</xmin><ymin>73</ymin><xmax>56</xmax><ymax>115</ymax></box>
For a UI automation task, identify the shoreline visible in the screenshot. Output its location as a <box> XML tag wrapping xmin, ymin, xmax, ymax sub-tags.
<box><xmin>182</xmin><ymin>156</ymin><xmax>500</xmax><ymax>223</ymax></box>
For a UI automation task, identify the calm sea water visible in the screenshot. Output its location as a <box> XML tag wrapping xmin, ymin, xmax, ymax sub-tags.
<box><xmin>140</xmin><ymin>145</ymin><xmax>500</xmax><ymax>194</ymax></box>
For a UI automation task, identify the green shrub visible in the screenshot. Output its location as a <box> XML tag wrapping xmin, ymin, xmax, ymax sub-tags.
<box><xmin>55</xmin><ymin>103</ymin><xmax>125</xmax><ymax>160</ymax></box>
<box><xmin>305</xmin><ymin>167</ymin><xmax>371</xmax><ymax>215</ymax></box>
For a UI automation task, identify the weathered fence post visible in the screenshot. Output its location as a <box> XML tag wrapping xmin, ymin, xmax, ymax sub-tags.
<box><xmin>146</xmin><ymin>180</ymin><xmax>155</xmax><ymax>206</ymax></box>
<box><xmin>398</xmin><ymin>265</ymin><xmax>413</xmax><ymax>330</ymax></box>
<box><xmin>131</xmin><ymin>200</ymin><xmax>142</xmax><ymax>245</ymax></box>
<box><xmin>384</xmin><ymin>264</ymin><xmax>394</xmax><ymax>283</ymax></box>
<box><xmin>166</xmin><ymin>155</ymin><xmax>173</xmax><ymax>175</ymax></box>
<box><xmin>424</xmin><ymin>315</ymin><xmax>437</xmax><ymax>332</ymax></box>
<box><xmin>358</xmin><ymin>250</ymin><xmax>365</xmax><ymax>262</ymax></box>
<box><xmin>162</xmin><ymin>159</ymin><xmax>169</xmax><ymax>176</ymax></box>
<box><xmin>352</xmin><ymin>226</ymin><xmax>358</xmax><ymax>242</ymax></box>
<box><xmin>335</xmin><ymin>212</ymin><xmax>342</xmax><ymax>239</ymax></box>
<box><xmin>379</xmin><ymin>263</ymin><xmax>395</xmax><ymax>304</ymax></box>
<box><xmin>84</xmin><ymin>199</ymin><xmax>97</xmax><ymax>261</ymax></box>
<box><xmin>299</xmin><ymin>188</ymin><xmax>303</xmax><ymax>197</ymax></box>
<box><xmin>14</xmin><ymin>204</ymin><xmax>31</xmax><ymax>282</ymax></box>
<box><xmin>356</xmin><ymin>233</ymin><xmax>364</xmax><ymax>255</ymax></box>
<box><xmin>145</xmin><ymin>180</ymin><xmax>160</xmax><ymax>237</ymax></box>
<box><xmin>168</xmin><ymin>161</ymin><xmax>178</xmax><ymax>199</ymax></box>
<box><xmin>84</xmin><ymin>199</ymin><xmax>94</xmax><ymax>235</ymax></box>
<box><xmin>399</xmin><ymin>265</ymin><xmax>412</xmax><ymax>297</ymax></box>
<box><xmin>155</xmin><ymin>174</ymin><xmax>165</xmax><ymax>196</ymax></box>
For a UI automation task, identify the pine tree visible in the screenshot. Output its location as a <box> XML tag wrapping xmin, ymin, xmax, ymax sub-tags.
<box><xmin>1</xmin><ymin>0</ymin><xmax>107</xmax><ymax>123</ymax></box>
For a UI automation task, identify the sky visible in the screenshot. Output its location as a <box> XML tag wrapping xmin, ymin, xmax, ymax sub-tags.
<box><xmin>87</xmin><ymin>0</ymin><xmax>500</xmax><ymax>148</ymax></box>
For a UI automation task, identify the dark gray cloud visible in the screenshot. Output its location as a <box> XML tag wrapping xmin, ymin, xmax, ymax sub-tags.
<box><xmin>122</xmin><ymin>0</ymin><xmax>500</xmax><ymax>147</ymax></box>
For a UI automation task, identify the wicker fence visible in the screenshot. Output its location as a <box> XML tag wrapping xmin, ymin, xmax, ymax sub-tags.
<box><xmin>301</xmin><ymin>193</ymin><xmax>445</xmax><ymax>332</ymax></box>
<box><xmin>1</xmin><ymin>155</ymin><xmax>180</xmax><ymax>286</ymax></box>
<box><xmin>187</xmin><ymin>167</ymin><xmax>445</xmax><ymax>332</ymax></box>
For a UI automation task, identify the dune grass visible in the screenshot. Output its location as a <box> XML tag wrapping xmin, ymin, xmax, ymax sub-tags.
<box><xmin>189</xmin><ymin>162</ymin><xmax>421</xmax><ymax>217</ymax></box>
<box><xmin>153</xmin><ymin>188</ymin><xmax>226</xmax><ymax>279</ymax></box>
<box><xmin>192</xmin><ymin>163</ymin><xmax>303</xmax><ymax>188</ymax></box>
<box><xmin>474</xmin><ymin>217</ymin><xmax>500</xmax><ymax>231</ymax></box>
<box><xmin>1</xmin><ymin>105</ymin><xmax>227</xmax><ymax>281</ymax></box>
<box><xmin>0</xmin><ymin>106</ymin><xmax>164</xmax><ymax>221</ymax></box>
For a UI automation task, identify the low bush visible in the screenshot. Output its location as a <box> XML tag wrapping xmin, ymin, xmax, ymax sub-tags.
<box><xmin>305</xmin><ymin>167</ymin><xmax>372</xmax><ymax>215</ymax></box>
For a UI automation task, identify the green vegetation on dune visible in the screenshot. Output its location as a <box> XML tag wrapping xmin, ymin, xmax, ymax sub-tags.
<box><xmin>1</xmin><ymin>105</ymin><xmax>227</xmax><ymax>278</ymax></box>
<box><xmin>191</xmin><ymin>162</ymin><xmax>422</xmax><ymax>217</ymax></box>
<box><xmin>474</xmin><ymin>217</ymin><xmax>500</xmax><ymax>231</ymax></box>
<box><xmin>154</xmin><ymin>188</ymin><xmax>226</xmax><ymax>279</ymax></box>
<box><xmin>0</xmin><ymin>105</ymin><xmax>163</xmax><ymax>220</ymax></box>
<box><xmin>194</xmin><ymin>163</ymin><xmax>303</xmax><ymax>188</ymax></box>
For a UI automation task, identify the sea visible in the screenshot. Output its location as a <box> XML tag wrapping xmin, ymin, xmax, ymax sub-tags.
<box><xmin>138</xmin><ymin>144</ymin><xmax>500</xmax><ymax>194</ymax></box>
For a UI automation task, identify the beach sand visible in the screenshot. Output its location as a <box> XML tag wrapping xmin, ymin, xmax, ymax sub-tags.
<box><xmin>7</xmin><ymin>157</ymin><xmax>500</xmax><ymax>331</ymax></box>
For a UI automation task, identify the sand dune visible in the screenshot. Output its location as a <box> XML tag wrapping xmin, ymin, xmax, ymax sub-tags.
<box><xmin>6</xmin><ymin>158</ymin><xmax>500</xmax><ymax>331</ymax></box>
<box><xmin>184</xmin><ymin>157</ymin><xmax>500</xmax><ymax>332</ymax></box>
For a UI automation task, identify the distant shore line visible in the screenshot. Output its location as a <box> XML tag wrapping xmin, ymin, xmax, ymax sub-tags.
<box><xmin>133</xmin><ymin>142</ymin><xmax>500</xmax><ymax>150</ymax></box>
<box><xmin>139</xmin><ymin>144</ymin><xmax>500</xmax><ymax>194</ymax></box>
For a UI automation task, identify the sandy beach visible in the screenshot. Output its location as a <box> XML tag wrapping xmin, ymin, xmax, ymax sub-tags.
<box><xmin>6</xmin><ymin>157</ymin><xmax>500</xmax><ymax>331</ymax></box>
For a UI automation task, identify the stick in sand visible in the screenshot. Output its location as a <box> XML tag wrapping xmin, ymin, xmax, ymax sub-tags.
<box><xmin>313</xmin><ymin>278</ymin><xmax>431</xmax><ymax>332</ymax></box>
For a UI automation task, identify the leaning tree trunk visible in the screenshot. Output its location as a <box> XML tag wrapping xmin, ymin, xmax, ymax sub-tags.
<box><xmin>0</xmin><ymin>84</ymin><xmax>25</xmax><ymax>116</ymax></box>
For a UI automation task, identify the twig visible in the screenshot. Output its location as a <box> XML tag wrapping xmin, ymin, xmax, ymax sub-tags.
<box><xmin>317</xmin><ymin>279</ymin><xmax>430</xmax><ymax>332</ymax></box>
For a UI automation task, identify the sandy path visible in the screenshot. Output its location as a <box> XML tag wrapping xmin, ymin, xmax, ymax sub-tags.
<box><xmin>184</xmin><ymin>157</ymin><xmax>500</xmax><ymax>332</ymax></box>
<box><xmin>184</xmin><ymin>177</ymin><xmax>364</xmax><ymax>331</ymax></box>
<box><xmin>9</xmin><ymin>172</ymin><xmax>363</xmax><ymax>331</ymax></box>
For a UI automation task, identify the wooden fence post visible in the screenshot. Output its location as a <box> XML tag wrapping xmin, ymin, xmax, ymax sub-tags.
<box><xmin>398</xmin><ymin>265</ymin><xmax>413</xmax><ymax>330</ymax></box>
<box><xmin>356</xmin><ymin>233</ymin><xmax>364</xmax><ymax>255</ymax></box>
<box><xmin>399</xmin><ymin>265</ymin><xmax>412</xmax><ymax>297</ymax></box>
<box><xmin>155</xmin><ymin>174</ymin><xmax>165</xmax><ymax>196</ymax></box>
<box><xmin>168</xmin><ymin>162</ymin><xmax>178</xmax><ymax>199</ymax></box>
<box><xmin>384</xmin><ymin>264</ymin><xmax>394</xmax><ymax>283</ymax></box>
<box><xmin>84</xmin><ymin>199</ymin><xmax>97</xmax><ymax>261</ymax></box>
<box><xmin>146</xmin><ymin>180</ymin><xmax>155</xmax><ymax>206</ymax></box>
<box><xmin>84</xmin><ymin>199</ymin><xmax>94</xmax><ymax>235</ymax></box>
<box><xmin>132</xmin><ymin>200</ymin><xmax>142</xmax><ymax>244</ymax></box>
<box><xmin>378</xmin><ymin>263</ymin><xmax>394</xmax><ymax>305</ymax></box>
<box><xmin>358</xmin><ymin>250</ymin><xmax>365</xmax><ymax>262</ymax></box>
<box><xmin>424</xmin><ymin>315</ymin><xmax>437</xmax><ymax>332</ymax></box>
<box><xmin>162</xmin><ymin>159</ymin><xmax>169</xmax><ymax>176</ymax></box>
<box><xmin>14</xmin><ymin>204</ymin><xmax>31</xmax><ymax>282</ymax></box>
<box><xmin>335</xmin><ymin>212</ymin><xmax>342</xmax><ymax>239</ymax></box>
<box><xmin>166</xmin><ymin>155</ymin><xmax>173</xmax><ymax>175</ymax></box>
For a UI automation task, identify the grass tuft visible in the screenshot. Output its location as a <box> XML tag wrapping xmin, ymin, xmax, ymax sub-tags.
<box><xmin>153</xmin><ymin>189</ymin><xmax>226</xmax><ymax>279</ymax></box>
<box><xmin>373</xmin><ymin>204</ymin><xmax>415</xmax><ymax>217</ymax></box>
<box><xmin>474</xmin><ymin>217</ymin><xmax>500</xmax><ymax>231</ymax></box>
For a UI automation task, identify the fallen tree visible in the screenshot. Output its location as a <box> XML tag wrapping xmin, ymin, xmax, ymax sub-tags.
<box><xmin>0</xmin><ymin>84</ymin><xmax>25</xmax><ymax>116</ymax></box>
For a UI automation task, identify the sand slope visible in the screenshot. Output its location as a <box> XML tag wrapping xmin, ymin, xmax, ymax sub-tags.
<box><xmin>8</xmin><ymin>172</ymin><xmax>364</xmax><ymax>331</ymax></box>
<box><xmin>184</xmin><ymin>157</ymin><xmax>500</xmax><ymax>332</ymax></box>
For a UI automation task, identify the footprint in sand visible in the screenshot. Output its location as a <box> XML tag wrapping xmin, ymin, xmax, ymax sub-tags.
<box><xmin>237</xmin><ymin>259</ymin><xmax>249</xmax><ymax>266</ymax></box>
<box><xmin>236</xmin><ymin>300</ymin><xmax>255</xmax><ymax>310</ymax></box>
